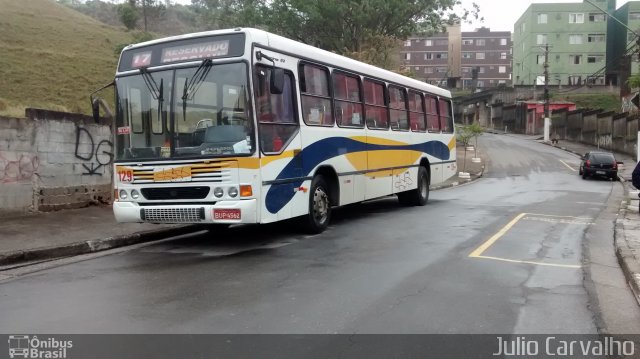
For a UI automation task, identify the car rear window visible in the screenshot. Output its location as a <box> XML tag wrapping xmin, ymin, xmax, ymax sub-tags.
<box><xmin>592</xmin><ymin>154</ymin><xmax>614</xmax><ymax>162</ymax></box>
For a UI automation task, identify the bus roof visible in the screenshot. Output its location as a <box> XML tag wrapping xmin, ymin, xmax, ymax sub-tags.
<box><xmin>121</xmin><ymin>28</ymin><xmax>452</xmax><ymax>99</ymax></box>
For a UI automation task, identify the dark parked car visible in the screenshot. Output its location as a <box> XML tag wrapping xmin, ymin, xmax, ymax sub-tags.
<box><xmin>579</xmin><ymin>151</ymin><xmax>618</xmax><ymax>180</ymax></box>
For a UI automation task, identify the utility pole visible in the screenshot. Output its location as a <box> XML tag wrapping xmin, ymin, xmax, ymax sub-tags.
<box><xmin>543</xmin><ymin>43</ymin><xmax>551</xmax><ymax>142</ymax></box>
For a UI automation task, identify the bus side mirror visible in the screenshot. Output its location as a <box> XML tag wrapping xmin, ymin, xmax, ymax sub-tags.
<box><xmin>270</xmin><ymin>68</ymin><xmax>284</xmax><ymax>95</ymax></box>
<box><xmin>92</xmin><ymin>98</ymin><xmax>101</xmax><ymax>123</ymax></box>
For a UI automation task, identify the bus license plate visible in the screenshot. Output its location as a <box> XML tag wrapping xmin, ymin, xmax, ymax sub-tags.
<box><xmin>596</xmin><ymin>170</ymin><xmax>605</xmax><ymax>175</ymax></box>
<box><xmin>214</xmin><ymin>209</ymin><xmax>241</xmax><ymax>220</ymax></box>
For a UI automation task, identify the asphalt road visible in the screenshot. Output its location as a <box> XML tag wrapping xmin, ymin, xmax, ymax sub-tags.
<box><xmin>0</xmin><ymin>134</ymin><xmax>636</xmax><ymax>334</ymax></box>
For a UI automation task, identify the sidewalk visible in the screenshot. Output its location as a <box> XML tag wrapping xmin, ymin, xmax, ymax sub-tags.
<box><xmin>0</xmin><ymin>144</ymin><xmax>486</xmax><ymax>267</ymax></box>
<box><xmin>540</xmin><ymin>138</ymin><xmax>640</xmax><ymax>305</ymax></box>
<box><xmin>0</xmin><ymin>205</ymin><xmax>202</xmax><ymax>267</ymax></box>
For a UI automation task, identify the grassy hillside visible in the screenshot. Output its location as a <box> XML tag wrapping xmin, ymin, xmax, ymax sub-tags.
<box><xmin>0</xmin><ymin>0</ymin><xmax>135</xmax><ymax>117</ymax></box>
<box><xmin>552</xmin><ymin>93</ymin><xmax>621</xmax><ymax>114</ymax></box>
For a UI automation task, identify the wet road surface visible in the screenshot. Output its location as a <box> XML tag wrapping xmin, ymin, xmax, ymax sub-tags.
<box><xmin>0</xmin><ymin>134</ymin><xmax>624</xmax><ymax>334</ymax></box>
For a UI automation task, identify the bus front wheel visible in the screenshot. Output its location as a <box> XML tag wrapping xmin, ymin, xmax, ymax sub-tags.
<box><xmin>304</xmin><ymin>175</ymin><xmax>331</xmax><ymax>234</ymax></box>
<box><xmin>398</xmin><ymin>166</ymin><xmax>429</xmax><ymax>206</ymax></box>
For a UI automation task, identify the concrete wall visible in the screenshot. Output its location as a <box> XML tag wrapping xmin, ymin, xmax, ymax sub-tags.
<box><xmin>548</xmin><ymin>108</ymin><xmax>640</xmax><ymax>159</ymax></box>
<box><xmin>0</xmin><ymin>109</ymin><xmax>113</xmax><ymax>216</ymax></box>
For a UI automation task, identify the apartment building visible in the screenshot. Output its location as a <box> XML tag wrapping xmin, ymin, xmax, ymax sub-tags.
<box><xmin>607</xmin><ymin>1</ymin><xmax>640</xmax><ymax>86</ymax></box>
<box><xmin>512</xmin><ymin>0</ymin><xmax>615</xmax><ymax>86</ymax></box>
<box><xmin>399</xmin><ymin>25</ymin><xmax>512</xmax><ymax>89</ymax></box>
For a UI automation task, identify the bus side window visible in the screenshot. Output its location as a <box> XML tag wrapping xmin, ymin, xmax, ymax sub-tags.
<box><xmin>363</xmin><ymin>79</ymin><xmax>388</xmax><ymax>130</ymax></box>
<box><xmin>254</xmin><ymin>65</ymin><xmax>299</xmax><ymax>154</ymax></box>
<box><xmin>389</xmin><ymin>85</ymin><xmax>409</xmax><ymax>131</ymax></box>
<box><xmin>333</xmin><ymin>71</ymin><xmax>363</xmax><ymax>128</ymax></box>
<box><xmin>299</xmin><ymin>63</ymin><xmax>333</xmax><ymax>126</ymax></box>
<box><xmin>408</xmin><ymin>90</ymin><xmax>426</xmax><ymax>132</ymax></box>
<box><xmin>438</xmin><ymin>98</ymin><xmax>453</xmax><ymax>133</ymax></box>
<box><xmin>425</xmin><ymin>95</ymin><xmax>440</xmax><ymax>132</ymax></box>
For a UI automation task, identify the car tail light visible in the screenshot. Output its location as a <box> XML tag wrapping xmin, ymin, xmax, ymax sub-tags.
<box><xmin>613</xmin><ymin>162</ymin><xmax>618</xmax><ymax>170</ymax></box>
<box><xmin>585</xmin><ymin>160</ymin><xmax>590</xmax><ymax>168</ymax></box>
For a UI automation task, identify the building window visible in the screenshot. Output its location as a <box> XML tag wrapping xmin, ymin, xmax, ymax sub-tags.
<box><xmin>435</xmin><ymin>39</ymin><xmax>448</xmax><ymax>46</ymax></box>
<box><xmin>521</xmin><ymin>22</ymin><xmax>526</xmax><ymax>33</ymax></box>
<box><xmin>462</xmin><ymin>67</ymin><xmax>471</xmax><ymax>73</ymax></box>
<box><xmin>587</xmin><ymin>34</ymin><xmax>605</xmax><ymax>43</ymax></box>
<box><xmin>462</xmin><ymin>52</ymin><xmax>473</xmax><ymax>59</ymax></box>
<box><xmin>500</xmin><ymin>52</ymin><xmax>508</xmax><ymax>60</ymax></box>
<box><xmin>476</xmin><ymin>39</ymin><xmax>486</xmax><ymax>46</ymax></box>
<box><xmin>477</xmin><ymin>80</ymin><xmax>484</xmax><ymax>88</ymax></box>
<box><xmin>569</xmin><ymin>34</ymin><xmax>583</xmax><ymax>44</ymax></box>
<box><xmin>404</xmin><ymin>40</ymin><xmax>411</xmax><ymax>47</ymax></box>
<box><xmin>630</xmin><ymin>12</ymin><xmax>640</xmax><ymax>20</ymax></box>
<box><xmin>537</xmin><ymin>34</ymin><xmax>547</xmax><ymax>45</ymax></box>
<box><xmin>589</xmin><ymin>13</ymin><xmax>605</xmax><ymax>22</ymax></box>
<box><xmin>587</xmin><ymin>55</ymin><xmax>604</xmax><ymax>63</ymax></box>
<box><xmin>500</xmin><ymin>38</ymin><xmax>507</xmax><ymax>46</ymax></box>
<box><xmin>537</xmin><ymin>55</ymin><xmax>545</xmax><ymax>64</ymax></box>
<box><xmin>436</xmin><ymin>67</ymin><xmax>448</xmax><ymax>73</ymax></box>
<box><xmin>424</xmin><ymin>53</ymin><xmax>433</xmax><ymax>60</ymax></box>
<box><xmin>425</xmin><ymin>39</ymin><xmax>433</xmax><ymax>46</ymax></box>
<box><xmin>425</xmin><ymin>67</ymin><xmax>433</xmax><ymax>73</ymax></box>
<box><xmin>537</xmin><ymin>13</ymin><xmax>548</xmax><ymax>24</ymax></box>
<box><xmin>476</xmin><ymin>52</ymin><xmax>485</xmax><ymax>59</ymax></box>
<box><xmin>462</xmin><ymin>39</ymin><xmax>473</xmax><ymax>45</ymax></box>
<box><xmin>498</xmin><ymin>66</ymin><xmax>506</xmax><ymax>73</ymax></box>
<box><xmin>404</xmin><ymin>53</ymin><xmax>411</xmax><ymax>60</ymax></box>
<box><xmin>569</xmin><ymin>13</ymin><xmax>584</xmax><ymax>23</ymax></box>
<box><xmin>436</xmin><ymin>53</ymin><xmax>448</xmax><ymax>59</ymax></box>
<box><xmin>478</xmin><ymin>67</ymin><xmax>485</xmax><ymax>74</ymax></box>
<box><xmin>570</xmin><ymin>55</ymin><xmax>582</xmax><ymax>64</ymax></box>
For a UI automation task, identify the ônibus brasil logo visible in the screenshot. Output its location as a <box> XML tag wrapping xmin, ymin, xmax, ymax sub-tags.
<box><xmin>8</xmin><ymin>335</ymin><xmax>72</xmax><ymax>359</ymax></box>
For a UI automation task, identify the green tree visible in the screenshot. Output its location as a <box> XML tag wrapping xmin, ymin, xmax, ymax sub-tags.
<box><xmin>466</xmin><ymin>122</ymin><xmax>483</xmax><ymax>158</ymax></box>
<box><xmin>456</xmin><ymin>124</ymin><xmax>474</xmax><ymax>173</ymax></box>
<box><xmin>192</xmin><ymin>0</ymin><xmax>479</xmax><ymax>70</ymax></box>
<box><xmin>117</xmin><ymin>3</ymin><xmax>139</xmax><ymax>30</ymax></box>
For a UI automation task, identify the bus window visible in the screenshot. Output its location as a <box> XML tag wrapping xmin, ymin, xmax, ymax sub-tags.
<box><xmin>299</xmin><ymin>63</ymin><xmax>333</xmax><ymax>126</ymax></box>
<box><xmin>333</xmin><ymin>71</ymin><xmax>363</xmax><ymax>128</ymax></box>
<box><xmin>363</xmin><ymin>79</ymin><xmax>388</xmax><ymax>130</ymax></box>
<box><xmin>389</xmin><ymin>86</ymin><xmax>409</xmax><ymax>131</ymax></box>
<box><xmin>438</xmin><ymin>98</ymin><xmax>453</xmax><ymax>133</ymax></box>
<box><xmin>408</xmin><ymin>90</ymin><xmax>426</xmax><ymax>132</ymax></box>
<box><xmin>254</xmin><ymin>65</ymin><xmax>299</xmax><ymax>154</ymax></box>
<box><xmin>425</xmin><ymin>95</ymin><xmax>440</xmax><ymax>132</ymax></box>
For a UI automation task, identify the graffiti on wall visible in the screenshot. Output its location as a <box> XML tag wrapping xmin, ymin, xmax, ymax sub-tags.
<box><xmin>0</xmin><ymin>152</ymin><xmax>39</xmax><ymax>183</ymax></box>
<box><xmin>74</xmin><ymin>126</ymin><xmax>113</xmax><ymax>176</ymax></box>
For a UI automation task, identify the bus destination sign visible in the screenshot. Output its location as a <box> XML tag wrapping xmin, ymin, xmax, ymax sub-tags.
<box><xmin>118</xmin><ymin>33</ymin><xmax>244</xmax><ymax>71</ymax></box>
<box><xmin>161</xmin><ymin>40</ymin><xmax>229</xmax><ymax>63</ymax></box>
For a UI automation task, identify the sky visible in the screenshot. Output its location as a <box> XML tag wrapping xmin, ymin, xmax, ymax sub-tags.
<box><xmin>458</xmin><ymin>0</ymin><xmax>632</xmax><ymax>32</ymax></box>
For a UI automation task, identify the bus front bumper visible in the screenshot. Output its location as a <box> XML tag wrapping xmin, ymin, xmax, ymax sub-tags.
<box><xmin>113</xmin><ymin>199</ymin><xmax>258</xmax><ymax>224</ymax></box>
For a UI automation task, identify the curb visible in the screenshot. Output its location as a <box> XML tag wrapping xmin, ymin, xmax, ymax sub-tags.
<box><xmin>0</xmin><ymin>225</ymin><xmax>205</xmax><ymax>267</ymax></box>
<box><xmin>614</xmin><ymin>208</ymin><xmax>640</xmax><ymax>306</ymax></box>
<box><xmin>541</xmin><ymin>139</ymin><xmax>640</xmax><ymax>305</ymax></box>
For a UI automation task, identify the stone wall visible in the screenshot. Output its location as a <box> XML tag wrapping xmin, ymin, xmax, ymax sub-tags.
<box><xmin>0</xmin><ymin>109</ymin><xmax>113</xmax><ymax>216</ymax></box>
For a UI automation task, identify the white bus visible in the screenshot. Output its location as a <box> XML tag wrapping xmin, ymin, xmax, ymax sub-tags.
<box><xmin>95</xmin><ymin>28</ymin><xmax>456</xmax><ymax>233</ymax></box>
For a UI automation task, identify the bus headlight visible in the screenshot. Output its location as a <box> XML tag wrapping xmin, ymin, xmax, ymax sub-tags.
<box><xmin>213</xmin><ymin>187</ymin><xmax>224</xmax><ymax>198</ymax></box>
<box><xmin>228</xmin><ymin>187</ymin><xmax>239</xmax><ymax>198</ymax></box>
<box><xmin>131</xmin><ymin>190</ymin><xmax>140</xmax><ymax>199</ymax></box>
<box><xmin>119</xmin><ymin>190</ymin><xmax>128</xmax><ymax>200</ymax></box>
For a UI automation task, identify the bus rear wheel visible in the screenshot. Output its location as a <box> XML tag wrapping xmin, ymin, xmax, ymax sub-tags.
<box><xmin>304</xmin><ymin>175</ymin><xmax>331</xmax><ymax>234</ymax></box>
<box><xmin>398</xmin><ymin>166</ymin><xmax>429</xmax><ymax>206</ymax></box>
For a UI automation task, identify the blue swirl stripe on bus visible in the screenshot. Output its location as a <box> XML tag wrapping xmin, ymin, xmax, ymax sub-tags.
<box><xmin>265</xmin><ymin>137</ymin><xmax>450</xmax><ymax>214</ymax></box>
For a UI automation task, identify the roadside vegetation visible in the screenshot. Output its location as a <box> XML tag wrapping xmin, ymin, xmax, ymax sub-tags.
<box><xmin>0</xmin><ymin>0</ymin><xmax>134</xmax><ymax>116</ymax></box>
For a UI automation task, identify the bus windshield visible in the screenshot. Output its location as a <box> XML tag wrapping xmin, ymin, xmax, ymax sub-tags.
<box><xmin>114</xmin><ymin>62</ymin><xmax>253</xmax><ymax>161</ymax></box>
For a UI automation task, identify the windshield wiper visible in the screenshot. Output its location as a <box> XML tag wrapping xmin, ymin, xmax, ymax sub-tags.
<box><xmin>140</xmin><ymin>68</ymin><xmax>164</xmax><ymax>132</ymax></box>
<box><xmin>182</xmin><ymin>59</ymin><xmax>213</xmax><ymax>122</ymax></box>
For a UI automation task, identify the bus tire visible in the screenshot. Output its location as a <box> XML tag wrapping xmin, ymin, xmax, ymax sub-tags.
<box><xmin>304</xmin><ymin>175</ymin><xmax>331</xmax><ymax>234</ymax></box>
<box><xmin>399</xmin><ymin>166</ymin><xmax>429</xmax><ymax>206</ymax></box>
